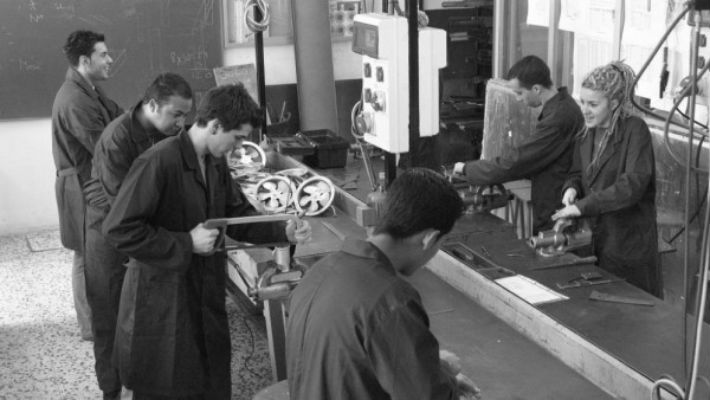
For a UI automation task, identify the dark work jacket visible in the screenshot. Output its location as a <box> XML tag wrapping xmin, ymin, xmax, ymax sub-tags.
<box><xmin>462</xmin><ymin>87</ymin><xmax>584</xmax><ymax>233</ymax></box>
<box><xmin>103</xmin><ymin>131</ymin><xmax>288</xmax><ymax>398</ymax></box>
<box><xmin>52</xmin><ymin>67</ymin><xmax>122</xmax><ymax>250</ymax></box>
<box><xmin>82</xmin><ymin>103</ymin><xmax>169</xmax><ymax>393</ymax></box>
<box><xmin>286</xmin><ymin>238</ymin><xmax>458</xmax><ymax>400</ymax></box>
<box><xmin>84</xmin><ymin>101</ymin><xmax>167</xmax><ymax>213</ymax></box>
<box><xmin>563</xmin><ymin>116</ymin><xmax>660</xmax><ymax>296</ymax></box>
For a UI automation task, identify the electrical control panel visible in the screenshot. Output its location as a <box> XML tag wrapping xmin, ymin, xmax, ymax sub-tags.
<box><xmin>353</xmin><ymin>13</ymin><xmax>447</xmax><ymax>153</ymax></box>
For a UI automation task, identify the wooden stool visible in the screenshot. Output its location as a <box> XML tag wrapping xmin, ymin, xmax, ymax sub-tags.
<box><xmin>252</xmin><ymin>380</ymin><xmax>289</xmax><ymax>400</ymax></box>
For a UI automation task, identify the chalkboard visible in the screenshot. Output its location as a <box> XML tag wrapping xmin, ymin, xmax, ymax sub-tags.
<box><xmin>0</xmin><ymin>0</ymin><xmax>222</xmax><ymax>120</ymax></box>
<box><xmin>213</xmin><ymin>64</ymin><xmax>259</xmax><ymax>103</ymax></box>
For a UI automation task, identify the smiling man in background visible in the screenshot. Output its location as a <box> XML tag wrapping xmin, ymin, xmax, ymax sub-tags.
<box><xmin>51</xmin><ymin>29</ymin><xmax>123</xmax><ymax>344</ymax></box>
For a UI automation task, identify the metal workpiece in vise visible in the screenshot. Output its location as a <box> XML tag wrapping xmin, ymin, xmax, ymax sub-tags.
<box><xmin>528</xmin><ymin>218</ymin><xmax>592</xmax><ymax>257</ymax></box>
<box><xmin>248</xmin><ymin>256</ymin><xmax>304</xmax><ymax>301</ymax></box>
<box><xmin>460</xmin><ymin>184</ymin><xmax>514</xmax><ymax>213</ymax></box>
<box><xmin>204</xmin><ymin>213</ymin><xmax>305</xmax><ymax>301</ymax></box>
<box><xmin>440</xmin><ymin>166</ymin><xmax>512</xmax><ymax>213</ymax></box>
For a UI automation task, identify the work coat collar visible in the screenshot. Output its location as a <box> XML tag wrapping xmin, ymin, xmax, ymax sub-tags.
<box><xmin>128</xmin><ymin>100</ymin><xmax>165</xmax><ymax>147</ymax></box>
<box><xmin>178</xmin><ymin>130</ymin><xmax>216</xmax><ymax>192</ymax></box>
<box><xmin>341</xmin><ymin>238</ymin><xmax>396</xmax><ymax>275</ymax></box>
<box><xmin>539</xmin><ymin>87</ymin><xmax>570</xmax><ymax>121</ymax></box>
<box><xmin>582</xmin><ymin>118</ymin><xmax>627</xmax><ymax>185</ymax></box>
<box><xmin>65</xmin><ymin>67</ymin><xmax>113</xmax><ymax>124</ymax></box>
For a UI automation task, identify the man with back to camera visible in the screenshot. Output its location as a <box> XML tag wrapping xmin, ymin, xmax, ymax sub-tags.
<box><xmin>286</xmin><ymin>168</ymin><xmax>481</xmax><ymax>400</ymax></box>
<box><xmin>453</xmin><ymin>55</ymin><xmax>584</xmax><ymax>234</ymax></box>
<box><xmin>102</xmin><ymin>83</ymin><xmax>312</xmax><ymax>399</ymax></box>
<box><xmin>82</xmin><ymin>72</ymin><xmax>193</xmax><ymax>400</ymax></box>
<box><xmin>52</xmin><ymin>29</ymin><xmax>123</xmax><ymax>342</ymax></box>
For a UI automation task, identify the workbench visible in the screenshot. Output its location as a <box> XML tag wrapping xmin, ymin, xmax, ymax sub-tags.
<box><xmin>236</xmin><ymin>151</ymin><xmax>709</xmax><ymax>399</ymax></box>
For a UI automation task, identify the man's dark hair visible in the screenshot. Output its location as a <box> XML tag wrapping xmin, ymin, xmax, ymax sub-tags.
<box><xmin>63</xmin><ymin>30</ymin><xmax>105</xmax><ymax>67</ymax></box>
<box><xmin>142</xmin><ymin>73</ymin><xmax>193</xmax><ymax>104</ymax></box>
<box><xmin>374</xmin><ymin>168</ymin><xmax>463</xmax><ymax>239</ymax></box>
<box><xmin>194</xmin><ymin>84</ymin><xmax>262</xmax><ymax>131</ymax></box>
<box><xmin>506</xmin><ymin>55</ymin><xmax>553</xmax><ymax>89</ymax></box>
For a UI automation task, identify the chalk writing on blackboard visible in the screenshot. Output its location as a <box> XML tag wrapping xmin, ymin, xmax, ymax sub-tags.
<box><xmin>213</xmin><ymin>64</ymin><xmax>259</xmax><ymax>103</ymax></box>
<box><xmin>0</xmin><ymin>0</ymin><xmax>222</xmax><ymax>119</ymax></box>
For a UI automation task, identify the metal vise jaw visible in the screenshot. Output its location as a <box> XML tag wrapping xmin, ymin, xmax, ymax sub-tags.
<box><xmin>461</xmin><ymin>184</ymin><xmax>514</xmax><ymax>213</ymax></box>
<box><xmin>528</xmin><ymin>220</ymin><xmax>592</xmax><ymax>257</ymax></box>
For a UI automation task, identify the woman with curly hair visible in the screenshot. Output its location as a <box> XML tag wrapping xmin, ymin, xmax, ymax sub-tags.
<box><xmin>552</xmin><ymin>61</ymin><xmax>662</xmax><ymax>297</ymax></box>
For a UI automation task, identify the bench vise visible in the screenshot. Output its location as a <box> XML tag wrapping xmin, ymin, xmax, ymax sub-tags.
<box><xmin>528</xmin><ymin>219</ymin><xmax>592</xmax><ymax>257</ymax></box>
<box><xmin>460</xmin><ymin>184</ymin><xmax>514</xmax><ymax>213</ymax></box>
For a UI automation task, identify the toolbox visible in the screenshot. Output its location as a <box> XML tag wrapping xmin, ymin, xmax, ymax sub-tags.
<box><xmin>297</xmin><ymin>129</ymin><xmax>350</xmax><ymax>169</ymax></box>
<box><xmin>272</xmin><ymin>135</ymin><xmax>316</xmax><ymax>157</ymax></box>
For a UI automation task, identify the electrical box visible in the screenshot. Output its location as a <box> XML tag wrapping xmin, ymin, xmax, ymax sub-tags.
<box><xmin>352</xmin><ymin>13</ymin><xmax>447</xmax><ymax>153</ymax></box>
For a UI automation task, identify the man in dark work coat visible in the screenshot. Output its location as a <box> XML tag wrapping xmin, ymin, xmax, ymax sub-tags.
<box><xmin>103</xmin><ymin>83</ymin><xmax>311</xmax><ymax>400</ymax></box>
<box><xmin>51</xmin><ymin>30</ymin><xmax>123</xmax><ymax>341</ymax></box>
<box><xmin>287</xmin><ymin>169</ymin><xmax>480</xmax><ymax>400</ymax></box>
<box><xmin>83</xmin><ymin>73</ymin><xmax>193</xmax><ymax>400</ymax></box>
<box><xmin>453</xmin><ymin>55</ymin><xmax>584</xmax><ymax>234</ymax></box>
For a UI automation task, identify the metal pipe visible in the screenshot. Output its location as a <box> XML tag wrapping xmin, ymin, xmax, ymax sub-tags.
<box><xmin>291</xmin><ymin>0</ymin><xmax>339</xmax><ymax>133</ymax></box>
<box><xmin>528</xmin><ymin>232</ymin><xmax>566</xmax><ymax>249</ymax></box>
<box><xmin>274</xmin><ymin>246</ymin><xmax>291</xmax><ymax>272</ymax></box>
<box><xmin>407</xmin><ymin>0</ymin><xmax>420</xmax><ymax>166</ymax></box>
<box><xmin>684</xmin><ymin>10</ymin><xmax>701</xmax><ymax>389</ymax></box>
<box><xmin>254</xmin><ymin>5</ymin><xmax>267</xmax><ymax>140</ymax></box>
<box><xmin>492</xmin><ymin>0</ymin><xmax>507</xmax><ymax>78</ymax></box>
<box><xmin>385</xmin><ymin>153</ymin><xmax>397</xmax><ymax>187</ymax></box>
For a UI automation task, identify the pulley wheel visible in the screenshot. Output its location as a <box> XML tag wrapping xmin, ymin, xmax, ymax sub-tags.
<box><xmin>254</xmin><ymin>175</ymin><xmax>295</xmax><ymax>213</ymax></box>
<box><xmin>294</xmin><ymin>176</ymin><xmax>335</xmax><ymax>216</ymax></box>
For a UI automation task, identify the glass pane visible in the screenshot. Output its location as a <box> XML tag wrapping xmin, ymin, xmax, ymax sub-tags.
<box><xmin>510</xmin><ymin>0</ymin><xmax>548</xmax><ymax>71</ymax></box>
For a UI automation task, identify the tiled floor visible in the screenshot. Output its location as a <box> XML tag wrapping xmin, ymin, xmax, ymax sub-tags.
<box><xmin>0</xmin><ymin>229</ymin><xmax>272</xmax><ymax>400</ymax></box>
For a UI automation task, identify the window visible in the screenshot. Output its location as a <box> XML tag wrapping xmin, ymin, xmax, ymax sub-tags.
<box><xmin>222</xmin><ymin>0</ymin><xmax>362</xmax><ymax>48</ymax></box>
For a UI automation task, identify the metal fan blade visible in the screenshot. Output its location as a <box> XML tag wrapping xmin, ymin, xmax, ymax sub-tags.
<box><xmin>303</xmin><ymin>184</ymin><xmax>318</xmax><ymax>194</ymax></box>
<box><xmin>277</xmin><ymin>181</ymin><xmax>290</xmax><ymax>193</ymax></box>
<box><xmin>257</xmin><ymin>193</ymin><xmax>271</xmax><ymax>201</ymax></box>
<box><xmin>309</xmin><ymin>201</ymin><xmax>320</xmax><ymax>213</ymax></box>
<box><xmin>276</xmin><ymin>193</ymin><xmax>289</xmax><ymax>205</ymax></box>
<box><xmin>316</xmin><ymin>181</ymin><xmax>330</xmax><ymax>192</ymax></box>
<box><xmin>315</xmin><ymin>193</ymin><xmax>329</xmax><ymax>203</ymax></box>
<box><xmin>299</xmin><ymin>195</ymin><xmax>311</xmax><ymax>206</ymax></box>
<box><xmin>269</xmin><ymin>198</ymin><xmax>279</xmax><ymax>209</ymax></box>
<box><xmin>262</xmin><ymin>181</ymin><xmax>276</xmax><ymax>191</ymax></box>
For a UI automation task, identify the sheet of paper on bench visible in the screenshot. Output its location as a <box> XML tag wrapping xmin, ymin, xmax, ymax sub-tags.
<box><xmin>495</xmin><ymin>275</ymin><xmax>568</xmax><ymax>305</ymax></box>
